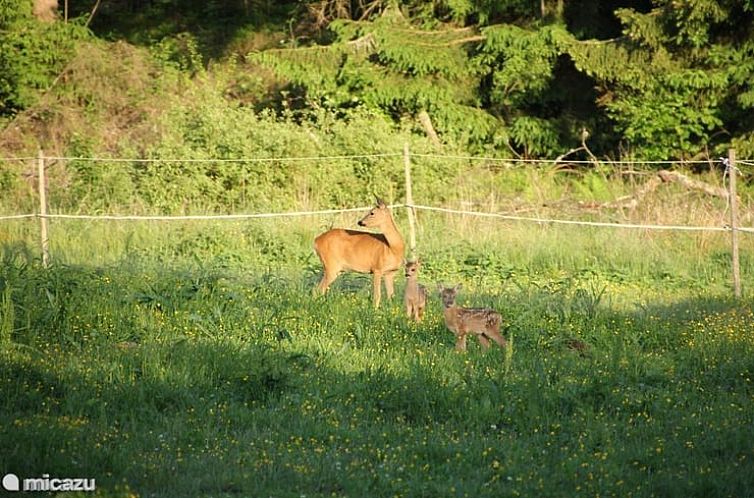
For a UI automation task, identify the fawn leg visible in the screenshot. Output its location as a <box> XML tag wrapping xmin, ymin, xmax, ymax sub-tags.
<box><xmin>477</xmin><ymin>335</ymin><xmax>491</xmax><ymax>349</ymax></box>
<box><xmin>455</xmin><ymin>333</ymin><xmax>468</xmax><ymax>352</ymax></box>
<box><xmin>486</xmin><ymin>329</ymin><xmax>508</xmax><ymax>348</ymax></box>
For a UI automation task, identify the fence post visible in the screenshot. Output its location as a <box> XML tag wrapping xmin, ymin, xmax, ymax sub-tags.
<box><xmin>727</xmin><ymin>148</ymin><xmax>741</xmax><ymax>298</ymax></box>
<box><xmin>403</xmin><ymin>142</ymin><xmax>417</xmax><ymax>260</ymax></box>
<box><xmin>37</xmin><ymin>149</ymin><xmax>50</xmax><ymax>267</ymax></box>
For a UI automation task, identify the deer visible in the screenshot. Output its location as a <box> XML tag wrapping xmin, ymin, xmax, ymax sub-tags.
<box><xmin>313</xmin><ymin>198</ymin><xmax>405</xmax><ymax>308</ymax></box>
<box><xmin>404</xmin><ymin>259</ymin><xmax>428</xmax><ymax>321</ymax></box>
<box><xmin>438</xmin><ymin>284</ymin><xmax>507</xmax><ymax>352</ymax></box>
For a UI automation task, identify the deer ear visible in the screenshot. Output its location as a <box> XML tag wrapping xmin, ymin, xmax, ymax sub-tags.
<box><xmin>455</xmin><ymin>283</ymin><xmax>462</xmax><ymax>290</ymax></box>
<box><xmin>375</xmin><ymin>196</ymin><xmax>386</xmax><ymax>207</ymax></box>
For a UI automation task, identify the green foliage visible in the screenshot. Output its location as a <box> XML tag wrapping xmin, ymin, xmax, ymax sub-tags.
<box><xmin>64</xmin><ymin>134</ymin><xmax>138</xmax><ymax>210</ymax></box>
<box><xmin>83</xmin><ymin>0</ymin><xmax>296</xmax><ymax>59</ymax></box>
<box><xmin>406</xmin><ymin>0</ymin><xmax>538</xmax><ymax>24</ymax></box>
<box><xmin>251</xmin><ymin>7</ymin><xmax>496</xmax><ymax>146</ymax></box>
<box><xmin>2</xmin><ymin>0</ymin><xmax>754</xmax><ymax>172</ymax></box>
<box><xmin>150</xmin><ymin>32</ymin><xmax>205</xmax><ymax>74</ymax></box>
<box><xmin>605</xmin><ymin>69</ymin><xmax>726</xmax><ymax>159</ymax></box>
<box><xmin>508</xmin><ymin>116</ymin><xmax>561</xmax><ymax>157</ymax></box>
<box><xmin>659</xmin><ymin>0</ymin><xmax>726</xmax><ymax>48</ymax></box>
<box><xmin>477</xmin><ymin>24</ymin><xmax>564</xmax><ymax>107</ymax></box>
<box><xmin>0</xmin><ymin>4</ymin><xmax>90</xmax><ymax>115</ymax></box>
<box><xmin>563</xmin><ymin>2</ymin><xmax>753</xmax><ymax>159</ymax></box>
<box><xmin>113</xmin><ymin>74</ymin><xmax>422</xmax><ymax>211</ymax></box>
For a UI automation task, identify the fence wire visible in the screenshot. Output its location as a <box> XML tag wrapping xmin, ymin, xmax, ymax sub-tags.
<box><xmin>2</xmin><ymin>205</ymin><xmax>752</xmax><ymax>234</ymax></box>
<box><xmin>2</xmin><ymin>152</ymin><xmax>752</xmax><ymax>234</ymax></box>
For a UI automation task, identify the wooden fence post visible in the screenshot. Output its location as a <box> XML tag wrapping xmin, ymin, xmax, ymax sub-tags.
<box><xmin>37</xmin><ymin>149</ymin><xmax>50</xmax><ymax>267</ymax></box>
<box><xmin>403</xmin><ymin>143</ymin><xmax>417</xmax><ymax>260</ymax></box>
<box><xmin>728</xmin><ymin>148</ymin><xmax>741</xmax><ymax>298</ymax></box>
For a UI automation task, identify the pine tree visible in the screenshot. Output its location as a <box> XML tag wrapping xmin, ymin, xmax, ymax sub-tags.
<box><xmin>561</xmin><ymin>0</ymin><xmax>754</xmax><ymax>159</ymax></box>
<box><xmin>251</xmin><ymin>5</ymin><xmax>498</xmax><ymax>148</ymax></box>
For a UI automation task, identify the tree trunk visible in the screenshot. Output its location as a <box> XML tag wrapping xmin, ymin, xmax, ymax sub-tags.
<box><xmin>33</xmin><ymin>0</ymin><xmax>58</xmax><ymax>22</ymax></box>
<box><xmin>417</xmin><ymin>109</ymin><xmax>442</xmax><ymax>149</ymax></box>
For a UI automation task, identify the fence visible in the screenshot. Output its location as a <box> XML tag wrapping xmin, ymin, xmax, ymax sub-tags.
<box><xmin>1</xmin><ymin>147</ymin><xmax>752</xmax><ymax>297</ymax></box>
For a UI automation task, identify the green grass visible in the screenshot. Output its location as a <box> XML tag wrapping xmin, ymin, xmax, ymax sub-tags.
<box><xmin>1</xmin><ymin>214</ymin><xmax>754</xmax><ymax>497</ymax></box>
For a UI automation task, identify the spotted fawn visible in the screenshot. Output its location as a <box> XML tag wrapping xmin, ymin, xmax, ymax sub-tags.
<box><xmin>438</xmin><ymin>284</ymin><xmax>506</xmax><ymax>351</ymax></box>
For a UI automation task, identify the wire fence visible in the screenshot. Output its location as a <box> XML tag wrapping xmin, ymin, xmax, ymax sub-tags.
<box><xmin>2</xmin><ymin>151</ymin><xmax>751</xmax><ymax>231</ymax></box>
<box><xmin>3</xmin><ymin>152</ymin><xmax>750</xmax><ymax>166</ymax></box>
<box><xmin>1</xmin><ymin>148</ymin><xmax>751</xmax><ymax>295</ymax></box>
<box><xmin>1</xmin><ymin>206</ymin><xmax>750</xmax><ymax>233</ymax></box>
<box><xmin>0</xmin><ymin>206</ymin><xmax>378</xmax><ymax>221</ymax></box>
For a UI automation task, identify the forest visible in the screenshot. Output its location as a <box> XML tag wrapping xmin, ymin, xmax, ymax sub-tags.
<box><xmin>2</xmin><ymin>0</ymin><xmax>754</xmax><ymax>168</ymax></box>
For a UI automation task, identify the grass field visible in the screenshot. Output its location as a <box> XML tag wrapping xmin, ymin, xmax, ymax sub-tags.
<box><xmin>1</xmin><ymin>210</ymin><xmax>754</xmax><ymax>497</ymax></box>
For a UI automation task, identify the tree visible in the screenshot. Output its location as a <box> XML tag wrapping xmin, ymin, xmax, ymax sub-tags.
<box><xmin>252</xmin><ymin>5</ymin><xmax>498</xmax><ymax>148</ymax></box>
<box><xmin>562</xmin><ymin>0</ymin><xmax>754</xmax><ymax>159</ymax></box>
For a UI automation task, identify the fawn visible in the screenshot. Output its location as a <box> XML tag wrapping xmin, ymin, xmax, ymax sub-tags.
<box><xmin>314</xmin><ymin>197</ymin><xmax>405</xmax><ymax>308</ymax></box>
<box><xmin>438</xmin><ymin>284</ymin><xmax>507</xmax><ymax>351</ymax></box>
<box><xmin>404</xmin><ymin>259</ymin><xmax>427</xmax><ymax>321</ymax></box>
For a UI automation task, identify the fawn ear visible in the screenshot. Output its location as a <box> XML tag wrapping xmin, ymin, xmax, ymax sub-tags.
<box><xmin>375</xmin><ymin>196</ymin><xmax>386</xmax><ymax>208</ymax></box>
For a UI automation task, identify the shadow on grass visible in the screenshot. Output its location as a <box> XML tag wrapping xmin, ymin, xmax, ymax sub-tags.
<box><xmin>2</xmin><ymin>257</ymin><xmax>754</xmax><ymax>497</ymax></box>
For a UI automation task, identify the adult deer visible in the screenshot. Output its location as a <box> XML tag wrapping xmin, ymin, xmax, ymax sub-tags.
<box><xmin>314</xmin><ymin>198</ymin><xmax>405</xmax><ymax>307</ymax></box>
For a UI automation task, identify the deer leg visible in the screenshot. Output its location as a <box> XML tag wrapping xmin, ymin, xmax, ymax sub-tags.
<box><xmin>477</xmin><ymin>334</ymin><xmax>491</xmax><ymax>349</ymax></box>
<box><xmin>485</xmin><ymin>329</ymin><xmax>508</xmax><ymax>348</ymax></box>
<box><xmin>455</xmin><ymin>332</ymin><xmax>468</xmax><ymax>352</ymax></box>
<box><xmin>384</xmin><ymin>270</ymin><xmax>397</xmax><ymax>300</ymax></box>
<box><xmin>316</xmin><ymin>268</ymin><xmax>339</xmax><ymax>295</ymax></box>
<box><xmin>372</xmin><ymin>271</ymin><xmax>383</xmax><ymax>308</ymax></box>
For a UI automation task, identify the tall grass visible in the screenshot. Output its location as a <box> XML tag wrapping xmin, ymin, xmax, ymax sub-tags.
<box><xmin>1</xmin><ymin>203</ymin><xmax>753</xmax><ymax>497</ymax></box>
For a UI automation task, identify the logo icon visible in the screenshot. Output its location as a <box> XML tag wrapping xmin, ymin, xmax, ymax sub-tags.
<box><xmin>2</xmin><ymin>473</ymin><xmax>20</xmax><ymax>492</ymax></box>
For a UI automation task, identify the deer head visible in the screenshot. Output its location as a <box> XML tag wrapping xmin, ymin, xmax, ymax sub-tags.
<box><xmin>438</xmin><ymin>284</ymin><xmax>462</xmax><ymax>308</ymax></box>
<box><xmin>358</xmin><ymin>198</ymin><xmax>390</xmax><ymax>228</ymax></box>
<box><xmin>405</xmin><ymin>259</ymin><xmax>422</xmax><ymax>278</ymax></box>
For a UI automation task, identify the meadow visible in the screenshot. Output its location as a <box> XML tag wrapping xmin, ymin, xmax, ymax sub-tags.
<box><xmin>1</xmin><ymin>199</ymin><xmax>754</xmax><ymax>498</ymax></box>
<box><xmin>3</xmin><ymin>1</ymin><xmax>754</xmax><ymax>493</ymax></box>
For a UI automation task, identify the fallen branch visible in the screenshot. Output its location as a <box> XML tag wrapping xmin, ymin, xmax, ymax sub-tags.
<box><xmin>656</xmin><ymin>170</ymin><xmax>728</xmax><ymax>199</ymax></box>
<box><xmin>591</xmin><ymin>169</ymin><xmax>727</xmax><ymax>210</ymax></box>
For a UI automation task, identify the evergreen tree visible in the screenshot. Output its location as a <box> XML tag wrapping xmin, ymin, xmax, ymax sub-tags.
<box><xmin>257</xmin><ymin>0</ymin><xmax>754</xmax><ymax>159</ymax></box>
<box><xmin>562</xmin><ymin>0</ymin><xmax>754</xmax><ymax>159</ymax></box>
<box><xmin>252</xmin><ymin>4</ymin><xmax>497</xmax><ymax>149</ymax></box>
